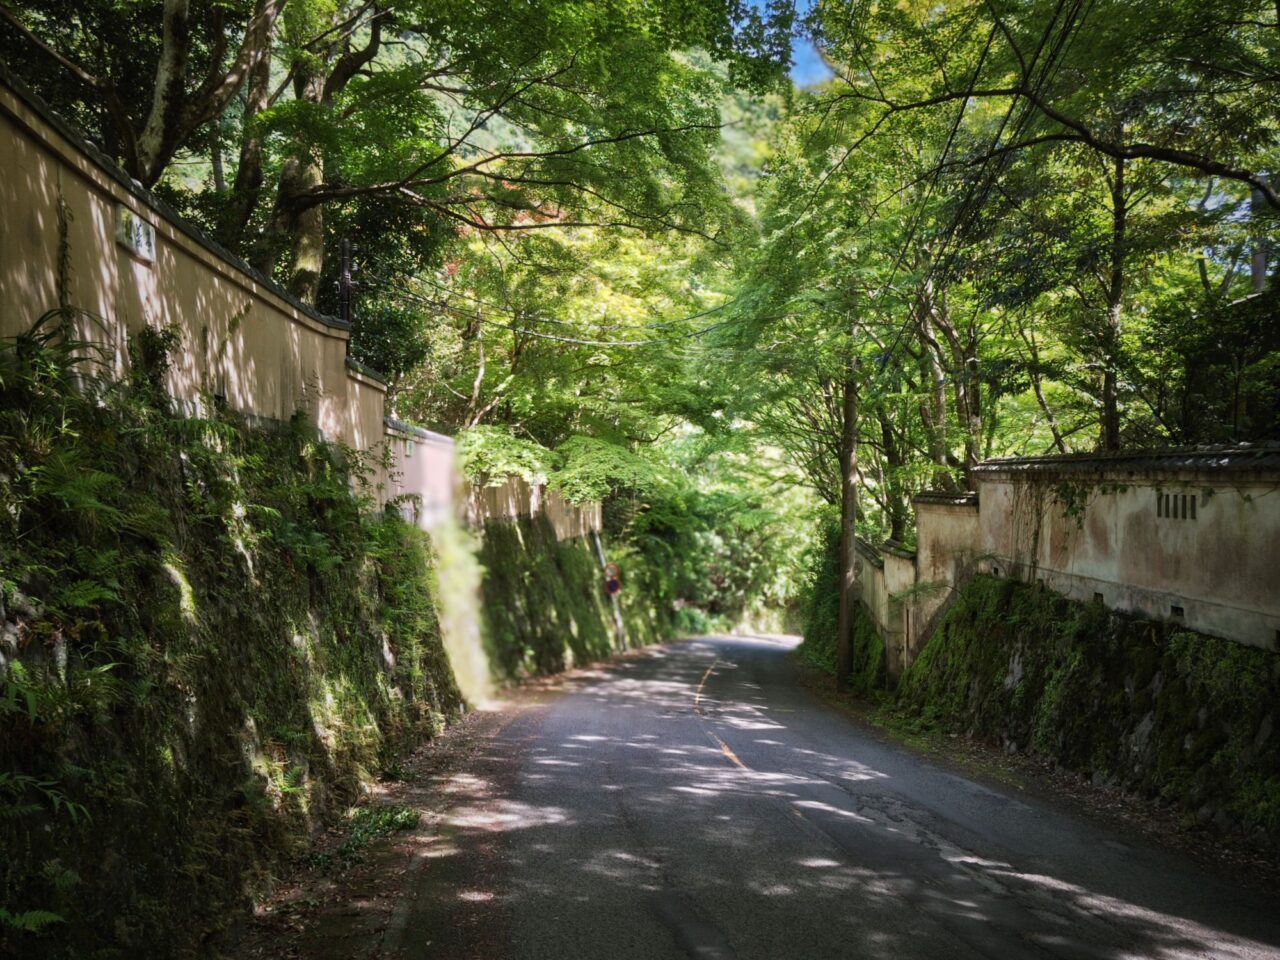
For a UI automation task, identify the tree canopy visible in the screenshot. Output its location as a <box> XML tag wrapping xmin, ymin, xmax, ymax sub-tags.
<box><xmin>2</xmin><ymin>0</ymin><xmax>1276</xmax><ymax>623</ymax></box>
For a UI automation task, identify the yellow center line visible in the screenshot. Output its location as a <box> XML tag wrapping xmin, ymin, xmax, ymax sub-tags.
<box><xmin>693</xmin><ymin>657</ymin><xmax>752</xmax><ymax>772</ymax></box>
<box><xmin>710</xmin><ymin>731</ymin><xmax>749</xmax><ymax>771</ymax></box>
<box><xmin>693</xmin><ymin>658</ymin><xmax>720</xmax><ymax>710</ymax></box>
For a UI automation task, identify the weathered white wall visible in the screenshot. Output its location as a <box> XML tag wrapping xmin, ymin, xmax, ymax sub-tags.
<box><xmin>975</xmin><ymin>462</ymin><xmax>1280</xmax><ymax>649</ymax></box>
<box><xmin>853</xmin><ymin>495</ymin><xmax>981</xmax><ymax>675</ymax></box>
<box><xmin>855</xmin><ymin>458</ymin><xmax>1278</xmax><ymax>669</ymax></box>
<box><xmin>856</xmin><ymin>540</ymin><xmax>888</xmax><ymax>638</ymax></box>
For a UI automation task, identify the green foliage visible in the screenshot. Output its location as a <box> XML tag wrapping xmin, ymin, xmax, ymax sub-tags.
<box><xmin>607</xmin><ymin>472</ymin><xmax>811</xmax><ymax>629</ymax></box>
<box><xmin>895</xmin><ymin>576</ymin><xmax>1280</xmax><ymax>844</ymax></box>
<box><xmin>0</xmin><ymin>325</ymin><xmax>462</xmax><ymax>958</ymax></box>
<box><xmin>457</xmin><ymin>426</ymin><xmax>559</xmax><ymax>487</ymax></box>
<box><xmin>1140</xmin><ymin>291</ymin><xmax>1280</xmax><ymax>444</ymax></box>
<box><xmin>0</xmin><ymin>908</ymin><xmax>63</xmax><ymax>933</ymax></box>
<box><xmin>552</xmin><ymin>436</ymin><xmax>673</xmax><ymax>504</ymax></box>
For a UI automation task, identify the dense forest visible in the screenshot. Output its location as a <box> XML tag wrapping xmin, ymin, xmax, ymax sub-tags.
<box><xmin>2</xmin><ymin>0</ymin><xmax>1277</xmax><ymax>622</ymax></box>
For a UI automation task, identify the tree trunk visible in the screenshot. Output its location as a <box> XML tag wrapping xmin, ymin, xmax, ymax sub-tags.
<box><xmin>136</xmin><ymin>0</ymin><xmax>192</xmax><ymax>185</ymax></box>
<box><xmin>286</xmin><ymin>166</ymin><xmax>326</xmax><ymax>303</ymax></box>
<box><xmin>917</xmin><ymin>304</ymin><xmax>958</xmax><ymax>491</ymax></box>
<box><xmin>218</xmin><ymin>37</ymin><xmax>272</xmax><ymax>247</ymax></box>
<box><xmin>835</xmin><ymin>359</ymin><xmax>860</xmax><ymax>689</ymax></box>
<box><xmin>266</xmin><ymin>14</ymin><xmax>383</xmax><ymax>303</ymax></box>
<box><xmin>1102</xmin><ymin>155</ymin><xmax>1127</xmax><ymax>451</ymax></box>
<box><xmin>210</xmin><ymin>119</ymin><xmax>226</xmax><ymax>193</ymax></box>
<box><xmin>268</xmin><ymin>66</ymin><xmax>327</xmax><ymax>302</ymax></box>
<box><xmin>1018</xmin><ymin>320</ymin><xmax>1067</xmax><ymax>453</ymax></box>
<box><xmin>1252</xmin><ymin>180</ymin><xmax>1271</xmax><ymax>293</ymax></box>
<box><xmin>877</xmin><ymin>407</ymin><xmax>909</xmax><ymax>541</ymax></box>
<box><xmin>931</xmin><ymin>298</ymin><xmax>981</xmax><ymax>483</ymax></box>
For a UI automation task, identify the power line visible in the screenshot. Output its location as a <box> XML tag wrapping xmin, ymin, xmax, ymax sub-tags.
<box><xmin>378</xmin><ymin>283</ymin><xmax>745</xmax><ymax>347</ymax></box>
<box><xmin>404</xmin><ymin>271</ymin><xmax>723</xmax><ymax>333</ymax></box>
<box><xmin>874</xmin><ymin>0</ymin><xmax>1091</xmax><ymax>373</ymax></box>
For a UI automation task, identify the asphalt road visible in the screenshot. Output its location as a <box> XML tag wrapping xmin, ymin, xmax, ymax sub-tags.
<box><xmin>396</xmin><ymin>636</ymin><xmax>1280</xmax><ymax>960</ymax></box>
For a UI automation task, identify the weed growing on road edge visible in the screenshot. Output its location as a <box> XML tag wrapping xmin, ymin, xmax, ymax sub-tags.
<box><xmin>310</xmin><ymin>805</ymin><xmax>421</xmax><ymax>870</ymax></box>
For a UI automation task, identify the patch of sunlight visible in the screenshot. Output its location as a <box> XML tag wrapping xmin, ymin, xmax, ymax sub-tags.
<box><xmin>791</xmin><ymin>799</ymin><xmax>875</xmax><ymax>824</ymax></box>
<box><xmin>831</xmin><ymin>766</ymin><xmax>890</xmax><ymax>783</ymax></box>
<box><xmin>939</xmin><ymin>852</ymin><xmax>1011</xmax><ymax>871</ymax></box>
<box><xmin>430</xmin><ymin>518</ymin><xmax>494</xmax><ymax>706</ymax></box>
<box><xmin>446</xmin><ymin>800</ymin><xmax>570</xmax><ymax>832</ymax></box>
<box><xmin>720</xmin><ymin>717</ymin><xmax>786</xmax><ymax>731</ymax></box>
<box><xmin>162</xmin><ymin>556</ymin><xmax>199</xmax><ymax>626</ymax></box>
<box><xmin>225</xmin><ymin>504</ymin><xmax>257</xmax><ymax>578</ymax></box>
<box><xmin>797</xmin><ymin>857</ymin><xmax>843</xmax><ymax>869</ymax></box>
<box><xmin>240</xmin><ymin>715</ymin><xmax>262</xmax><ymax>764</ymax></box>
<box><xmin>750</xmin><ymin>883</ymin><xmax>795</xmax><ymax>896</ymax></box>
<box><xmin>458</xmin><ymin>890</ymin><xmax>494</xmax><ymax>902</ymax></box>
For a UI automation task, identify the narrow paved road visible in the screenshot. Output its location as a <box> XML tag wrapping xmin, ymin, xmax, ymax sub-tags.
<box><xmin>395</xmin><ymin>636</ymin><xmax>1280</xmax><ymax>960</ymax></box>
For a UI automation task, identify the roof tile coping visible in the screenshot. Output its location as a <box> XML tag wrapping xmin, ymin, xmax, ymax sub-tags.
<box><xmin>853</xmin><ymin>537</ymin><xmax>884</xmax><ymax>568</ymax></box>
<box><xmin>0</xmin><ymin>64</ymin><xmax>377</xmax><ymax>349</ymax></box>
<box><xmin>972</xmin><ymin>444</ymin><xmax>1280</xmax><ymax>479</ymax></box>
<box><xmin>853</xmin><ymin>537</ymin><xmax>917</xmax><ymax>564</ymax></box>
<box><xmin>344</xmin><ymin>356</ymin><xmax>386</xmax><ymax>384</ymax></box>
<box><xmin>913</xmin><ymin>490</ymin><xmax>978</xmax><ymax>507</ymax></box>
<box><xmin>880</xmin><ymin>539</ymin><xmax>917</xmax><ymax>561</ymax></box>
<box><xmin>384</xmin><ymin>417</ymin><xmax>454</xmax><ymax>444</ymax></box>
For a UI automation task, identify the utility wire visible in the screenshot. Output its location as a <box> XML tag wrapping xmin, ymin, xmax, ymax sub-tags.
<box><xmin>404</xmin><ymin>271</ymin><xmax>724</xmax><ymax>333</ymax></box>
<box><xmin>378</xmin><ymin>283</ymin><xmax>744</xmax><ymax>347</ymax></box>
<box><xmin>874</xmin><ymin>0</ymin><xmax>1090</xmax><ymax>373</ymax></box>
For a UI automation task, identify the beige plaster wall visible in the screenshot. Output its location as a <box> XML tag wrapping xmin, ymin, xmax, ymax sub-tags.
<box><xmin>0</xmin><ymin>80</ymin><xmax>386</xmax><ymax>454</ymax></box>
<box><xmin>545</xmin><ymin>492</ymin><xmax>603</xmax><ymax>541</ymax></box>
<box><xmin>910</xmin><ymin>498</ymin><xmax>980</xmax><ymax>656</ymax></box>
<box><xmin>857</xmin><ymin>466</ymin><xmax>1276</xmax><ymax>660</ymax></box>
<box><xmin>462</xmin><ymin>475</ymin><xmax>602</xmax><ymax>540</ymax></box>
<box><xmin>856</xmin><ymin>543</ymin><xmax>889</xmax><ymax>636</ymax></box>
<box><xmin>881</xmin><ymin>550</ymin><xmax>917</xmax><ymax>675</ymax></box>
<box><xmin>384</xmin><ymin>426</ymin><xmax>461</xmax><ymax>530</ymax></box>
<box><xmin>916</xmin><ymin>500</ymin><xmax>980</xmax><ymax>588</ymax></box>
<box><xmin>1</xmin><ymin>75</ymin><xmax>601</xmax><ymax>543</ymax></box>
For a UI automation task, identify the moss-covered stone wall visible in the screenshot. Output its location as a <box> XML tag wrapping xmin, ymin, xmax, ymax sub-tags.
<box><xmin>897</xmin><ymin>575</ymin><xmax>1280</xmax><ymax>845</ymax></box>
<box><xmin>0</xmin><ymin>328</ymin><xmax>466</xmax><ymax>957</ymax></box>
<box><xmin>0</xmin><ymin>324</ymin><xmax>683</xmax><ymax>957</ymax></box>
<box><xmin>475</xmin><ymin>515</ymin><xmax>673</xmax><ymax>679</ymax></box>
